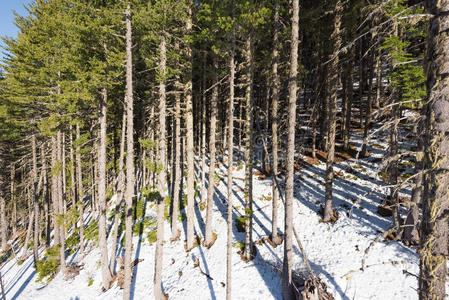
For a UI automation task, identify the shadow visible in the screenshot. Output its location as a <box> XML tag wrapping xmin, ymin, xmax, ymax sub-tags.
<box><xmin>9</xmin><ymin>270</ymin><xmax>36</xmax><ymax>300</ymax></box>
<box><xmin>130</xmin><ymin>196</ymin><xmax>147</xmax><ymax>300</ymax></box>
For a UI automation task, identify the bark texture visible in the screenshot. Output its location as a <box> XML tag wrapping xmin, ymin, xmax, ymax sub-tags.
<box><xmin>419</xmin><ymin>0</ymin><xmax>449</xmax><ymax>298</ymax></box>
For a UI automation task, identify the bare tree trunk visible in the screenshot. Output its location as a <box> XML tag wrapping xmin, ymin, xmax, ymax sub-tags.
<box><xmin>123</xmin><ymin>5</ymin><xmax>135</xmax><ymax>300</ymax></box>
<box><xmin>98</xmin><ymin>87</ymin><xmax>112</xmax><ymax>290</ymax></box>
<box><xmin>375</xmin><ymin>48</ymin><xmax>382</xmax><ymax>108</ymax></box>
<box><xmin>323</xmin><ymin>0</ymin><xmax>342</xmax><ymax>223</ymax></box>
<box><xmin>69</xmin><ymin>125</ymin><xmax>75</xmax><ymax>210</ymax></box>
<box><xmin>0</xmin><ymin>193</ymin><xmax>7</xmax><ymax>252</ymax></box>
<box><xmin>41</xmin><ymin>146</ymin><xmax>50</xmax><ymax>248</ymax></box>
<box><xmin>419</xmin><ymin>1</ymin><xmax>449</xmax><ymax>298</ymax></box>
<box><xmin>57</xmin><ymin>131</ymin><xmax>66</xmax><ymax>273</ymax></box>
<box><xmin>11</xmin><ymin>163</ymin><xmax>16</xmax><ymax>239</ymax></box>
<box><xmin>226</xmin><ymin>5</ymin><xmax>235</xmax><ymax>297</ymax></box>
<box><xmin>111</xmin><ymin>111</ymin><xmax>126</xmax><ymax>271</ymax></box>
<box><xmin>185</xmin><ymin>1</ymin><xmax>195</xmax><ymax>252</ymax></box>
<box><xmin>22</xmin><ymin>208</ymin><xmax>33</xmax><ymax>258</ymax></box>
<box><xmin>403</xmin><ymin>120</ymin><xmax>423</xmax><ymax>245</ymax></box>
<box><xmin>201</xmin><ymin>55</ymin><xmax>207</xmax><ymax>204</ymax></box>
<box><xmin>282</xmin><ymin>0</ymin><xmax>299</xmax><ymax>297</ymax></box>
<box><xmin>243</xmin><ymin>34</ymin><xmax>254</xmax><ymax>261</ymax></box>
<box><xmin>361</xmin><ymin>49</ymin><xmax>374</xmax><ymax>158</ymax></box>
<box><xmin>344</xmin><ymin>48</ymin><xmax>354</xmax><ymax>151</ymax></box>
<box><xmin>270</xmin><ymin>0</ymin><xmax>282</xmax><ymax>246</ymax></box>
<box><xmin>154</xmin><ymin>32</ymin><xmax>167</xmax><ymax>300</ymax></box>
<box><xmin>204</xmin><ymin>57</ymin><xmax>218</xmax><ymax>247</ymax></box>
<box><xmin>389</xmin><ymin>90</ymin><xmax>401</xmax><ymax>237</ymax></box>
<box><xmin>32</xmin><ymin>135</ymin><xmax>39</xmax><ymax>266</ymax></box>
<box><xmin>171</xmin><ymin>88</ymin><xmax>181</xmax><ymax>241</ymax></box>
<box><xmin>51</xmin><ymin>135</ymin><xmax>60</xmax><ymax>247</ymax></box>
<box><xmin>75</xmin><ymin>123</ymin><xmax>85</xmax><ymax>252</ymax></box>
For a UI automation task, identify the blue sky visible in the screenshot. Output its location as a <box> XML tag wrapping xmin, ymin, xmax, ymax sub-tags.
<box><xmin>0</xmin><ymin>1</ymin><xmax>31</xmax><ymax>55</ymax></box>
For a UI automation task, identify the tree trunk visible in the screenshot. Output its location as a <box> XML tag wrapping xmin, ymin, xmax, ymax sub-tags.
<box><xmin>11</xmin><ymin>163</ymin><xmax>16</xmax><ymax>239</ymax></box>
<box><xmin>226</xmin><ymin>6</ymin><xmax>235</xmax><ymax>298</ymax></box>
<box><xmin>204</xmin><ymin>57</ymin><xmax>218</xmax><ymax>247</ymax></box>
<box><xmin>32</xmin><ymin>135</ymin><xmax>39</xmax><ymax>266</ymax></box>
<box><xmin>111</xmin><ymin>111</ymin><xmax>126</xmax><ymax>271</ymax></box>
<box><xmin>344</xmin><ymin>48</ymin><xmax>354</xmax><ymax>151</ymax></box>
<box><xmin>270</xmin><ymin>0</ymin><xmax>282</xmax><ymax>246</ymax></box>
<box><xmin>51</xmin><ymin>135</ymin><xmax>60</xmax><ymax>247</ymax></box>
<box><xmin>0</xmin><ymin>192</ymin><xmax>7</xmax><ymax>252</ymax></box>
<box><xmin>75</xmin><ymin>123</ymin><xmax>85</xmax><ymax>252</ymax></box>
<box><xmin>41</xmin><ymin>146</ymin><xmax>50</xmax><ymax>248</ymax></box>
<box><xmin>98</xmin><ymin>87</ymin><xmax>112</xmax><ymax>290</ymax></box>
<box><xmin>419</xmin><ymin>0</ymin><xmax>449</xmax><ymax>298</ymax></box>
<box><xmin>123</xmin><ymin>5</ymin><xmax>135</xmax><ymax>300</ymax></box>
<box><xmin>389</xmin><ymin>90</ymin><xmax>401</xmax><ymax>237</ymax></box>
<box><xmin>361</xmin><ymin>49</ymin><xmax>374</xmax><ymax>158</ymax></box>
<box><xmin>282</xmin><ymin>0</ymin><xmax>299</xmax><ymax>297</ymax></box>
<box><xmin>154</xmin><ymin>32</ymin><xmax>167</xmax><ymax>300</ymax></box>
<box><xmin>171</xmin><ymin>89</ymin><xmax>181</xmax><ymax>241</ymax></box>
<box><xmin>323</xmin><ymin>0</ymin><xmax>342</xmax><ymax>223</ymax></box>
<box><xmin>403</xmin><ymin>119</ymin><xmax>423</xmax><ymax>245</ymax></box>
<box><xmin>243</xmin><ymin>34</ymin><xmax>254</xmax><ymax>261</ymax></box>
<box><xmin>200</xmin><ymin>55</ymin><xmax>207</xmax><ymax>204</ymax></box>
<box><xmin>57</xmin><ymin>131</ymin><xmax>66</xmax><ymax>272</ymax></box>
<box><xmin>69</xmin><ymin>125</ymin><xmax>75</xmax><ymax>211</ymax></box>
<box><xmin>185</xmin><ymin>1</ymin><xmax>195</xmax><ymax>252</ymax></box>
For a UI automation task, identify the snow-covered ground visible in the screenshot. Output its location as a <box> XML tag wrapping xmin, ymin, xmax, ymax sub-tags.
<box><xmin>1</xmin><ymin>127</ymin><xmax>427</xmax><ymax>300</ymax></box>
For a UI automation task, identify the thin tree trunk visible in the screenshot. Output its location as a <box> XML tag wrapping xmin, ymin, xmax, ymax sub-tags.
<box><xmin>361</xmin><ymin>49</ymin><xmax>374</xmax><ymax>158</ymax></box>
<box><xmin>200</xmin><ymin>55</ymin><xmax>207</xmax><ymax>204</ymax></box>
<box><xmin>41</xmin><ymin>146</ymin><xmax>50</xmax><ymax>248</ymax></box>
<box><xmin>344</xmin><ymin>48</ymin><xmax>354</xmax><ymax>151</ymax></box>
<box><xmin>389</xmin><ymin>90</ymin><xmax>401</xmax><ymax>237</ymax></box>
<box><xmin>375</xmin><ymin>48</ymin><xmax>382</xmax><ymax>108</ymax></box>
<box><xmin>111</xmin><ymin>111</ymin><xmax>126</xmax><ymax>271</ymax></box>
<box><xmin>69</xmin><ymin>125</ymin><xmax>75</xmax><ymax>210</ymax></box>
<box><xmin>11</xmin><ymin>163</ymin><xmax>16</xmax><ymax>239</ymax></box>
<box><xmin>123</xmin><ymin>5</ymin><xmax>135</xmax><ymax>300</ymax></box>
<box><xmin>185</xmin><ymin>1</ymin><xmax>195</xmax><ymax>251</ymax></box>
<box><xmin>32</xmin><ymin>135</ymin><xmax>39</xmax><ymax>266</ymax></box>
<box><xmin>282</xmin><ymin>0</ymin><xmax>299</xmax><ymax>297</ymax></box>
<box><xmin>154</xmin><ymin>32</ymin><xmax>167</xmax><ymax>300</ymax></box>
<box><xmin>204</xmin><ymin>57</ymin><xmax>218</xmax><ymax>247</ymax></box>
<box><xmin>21</xmin><ymin>209</ymin><xmax>33</xmax><ymax>258</ymax></box>
<box><xmin>75</xmin><ymin>123</ymin><xmax>85</xmax><ymax>252</ymax></box>
<box><xmin>98</xmin><ymin>87</ymin><xmax>112</xmax><ymax>290</ymax></box>
<box><xmin>51</xmin><ymin>136</ymin><xmax>60</xmax><ymax>247</ymax></box>
<box><xmin>323</xmin><ymin>0</ymin><xmax>342</xmax><ymax>223</ymax></box>
<box><xmin>57</xmin><ymin>131</ymin><xmax>66</xmax><ymax>273</ymax></box>
<box><xmin>171</xmin><ymin>89</ymin><xmax>181</xmax><ymax>241</ymax></box>
<box><xmin>270</xmin><ymin>0</ymin><xmax>282</xmax><ymax>246</ymax></box>
<box><xmin>0</xmin><ymin>193</ymin><xmax>7</xmax><ymax>252</ymax></box>
<box><xmin>226</xmin><ymin>5</ymin><xmax>235</xmax><ymax>297</ymax></box>
<box><xmin>243</xmin><ymin>34</ymin><xmax>254</xmax><ymax>261</ymax></box>
<box><xmin>419</xmin><ymin>1</ymin><xmax>449</xmax><ymax>298</ymax></box>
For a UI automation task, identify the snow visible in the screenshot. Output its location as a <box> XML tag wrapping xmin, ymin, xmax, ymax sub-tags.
<box><xmin>0</xmin><ymin>127</ymin><xmax>430</xmax><ymax>300</ymax></box>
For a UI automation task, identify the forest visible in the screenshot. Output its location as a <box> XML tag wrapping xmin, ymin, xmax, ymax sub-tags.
<box><xmin>0</xmin><ymin>0</ymin><xmax>447</xmax><ymax>299</ymax></box>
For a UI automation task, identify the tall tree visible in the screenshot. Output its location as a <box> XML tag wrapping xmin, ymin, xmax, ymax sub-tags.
<box><xmin>419</xmin><ymin>0</ymin><xmax>449</xmax><ymax>298</ymax></box>
<box><xmin>282</xmin><ymin>0</ymin><xmax>299</xmax><ymax>297</ymax></box>
<box><xmin>123</xmin><ymin>4</ymin><xmax>135</xmax><ymax>300</ymax></box>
